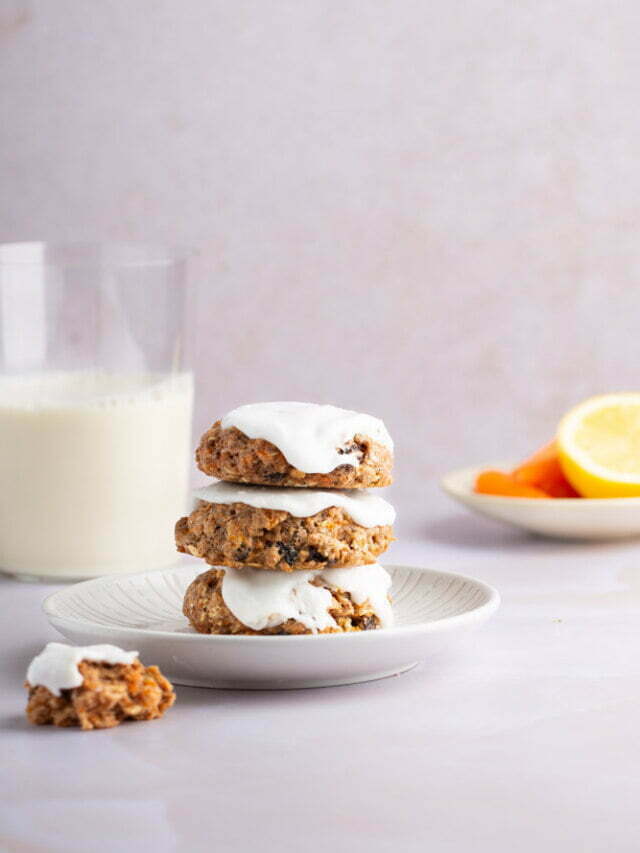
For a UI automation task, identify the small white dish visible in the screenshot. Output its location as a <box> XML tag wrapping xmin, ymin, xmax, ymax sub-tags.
<box><xmin>442</xmin><ymin>464</ymin><xmax>640</xmax><ymax>540</ymax></box>
<box><xmin>42</xmin><ymin>563</ymin><xmax>499</xmax><ymax>690</ymax></box>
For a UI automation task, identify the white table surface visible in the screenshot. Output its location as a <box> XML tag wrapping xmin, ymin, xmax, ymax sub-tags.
<box><xmin>3</xmin><ymin>490</ymin><xmax>640</xmax><ymax>853</ymax></box>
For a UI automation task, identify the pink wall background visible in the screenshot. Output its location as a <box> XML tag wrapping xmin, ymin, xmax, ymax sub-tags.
<box><xmin>2</xmin><ymin>1</ymin><xmax>639</xmax><ymax>532</ymax></box>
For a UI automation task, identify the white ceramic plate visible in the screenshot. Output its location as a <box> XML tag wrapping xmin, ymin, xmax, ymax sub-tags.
<box><xmin>42</xmin><ymin>563</ymin><xmax>500</xmax><ymax>690</ymax></box>
<box><xmin>442</xmin><ymin>464</ymin><xmax>640</xmax><ymax>540</ymax></box>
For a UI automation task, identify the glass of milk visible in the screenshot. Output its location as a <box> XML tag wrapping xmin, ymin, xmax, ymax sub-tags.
<box><xmin>0</xmin><ymin>242</ymin><xmax>194</xmax><ymax>581</ymax></box>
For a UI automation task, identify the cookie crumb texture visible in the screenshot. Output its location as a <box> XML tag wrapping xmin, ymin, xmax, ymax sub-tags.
<box><xmin>26</xmin><ymin>660</ymin><xmax>175</xmax><ymax>730</ymax></box>
<box><xmin>196</xmin><ymin>423</ymin><xmax>393</xmax><ymax>488</ymax></box>
<box><xmin>176</xmin><ymin>501</ymin><xmax>394</xmax><ymax>572</ymax></box>
<box><xmin>183</xmin><ymin>569</ymin><xmax>383</xmax><ymax>634</ymax></box>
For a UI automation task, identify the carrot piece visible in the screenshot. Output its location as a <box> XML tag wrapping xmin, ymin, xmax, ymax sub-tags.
<box><xmin>513</xmin><ymin>441</ymin><xmax>580</xmax><ymax>498</ymax></box>
<box><xmin>542</xmin><ymin>477</ymin><xmax>580</xmax><ymax>498</ymax></box>
<box><xmin>513</xmin><ymin>440</ymin><xmax>557</xmax><ymax>473</ymax></box>
<box><xmin>474</xmin><ymin>470</ymin><xmax>549</xmax><ymax>498</ymax></box>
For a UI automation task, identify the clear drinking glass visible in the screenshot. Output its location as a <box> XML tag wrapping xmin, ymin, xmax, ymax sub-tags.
<box><xmin>0</xmin><ymin>242</ymin><xmax>193</xmax><ymax>581</ymax></box>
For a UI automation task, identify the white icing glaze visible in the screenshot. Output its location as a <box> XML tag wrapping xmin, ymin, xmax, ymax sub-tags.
<box><xmin>193</xmin><ymin>481</ymin><xmax>396</xmax><ymax>528</ymax></box>
<box><xmin>221</xmin><ymin>568</ymin><xmax>336</xmax><ymax>632</ymax></box>
<box><xmin>316</xmin><ymin>563</ymin><xmax>394</xmax><ymax>629</ymax></box>
<box><xmin>26</xmin><ymin>642</ymin><xmax>139</xmax><ymax>697</ymax></box>
<box><xmin>220</xmin><ymin>563</ymin><xmax>394</xmax><ymax>632</ymax></box>
<box><xmin>221</xmin><ymin>401</ymin><xmax>393</xmax><ymax>474</ymax></box>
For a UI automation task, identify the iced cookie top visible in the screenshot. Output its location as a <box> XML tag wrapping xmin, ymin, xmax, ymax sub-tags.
<box><xmin>194</xmin><ymin>481</ymin><xmax>396</xmax><ymax>528</ymax></box>
<box><xmin>220</xmin><ymin>563</ymin><xmax>394</xmax><ymax>632</ymax></box>
<box><xmin>221</xmin><ymin>402</ymin><xmax>393</xmax><ymax>474</ymax></box>
<box><xmin>27</xmin><ymin>642</ymin><xmax>138</xmax><ymax>696</ymax></box>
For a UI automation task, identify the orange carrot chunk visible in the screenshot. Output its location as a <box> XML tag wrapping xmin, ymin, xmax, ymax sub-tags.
<box><xmin>513</xmin><ymin>441</ymin><xmax>579</xmax><ymax>498</ymax></box>
<box><xmin>474</xmin><ymin>470</ymin><xmax>549</xmax><ymax>498</ymax></box>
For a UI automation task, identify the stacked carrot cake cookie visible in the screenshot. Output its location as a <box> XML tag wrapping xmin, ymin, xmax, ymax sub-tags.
<box><xmin>176</xmin><ymin>402</ymin><xmax>396</xmax><ymax>634</ymax></box>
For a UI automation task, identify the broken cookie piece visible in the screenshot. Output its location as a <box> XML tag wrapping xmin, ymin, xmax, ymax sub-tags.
<box><xmin>25</xmin><ymin>643</ymin><xmax>175</xmax><ymax>730</ymax></box>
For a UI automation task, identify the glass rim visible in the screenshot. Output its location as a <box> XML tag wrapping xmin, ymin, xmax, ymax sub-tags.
<box><xmin>0</xmin><ymin>241</ymin><xmax>189</xmax><ymax>269</ymax></box>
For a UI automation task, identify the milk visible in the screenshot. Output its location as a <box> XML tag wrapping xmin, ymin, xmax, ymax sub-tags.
<box><xmin>0</xmin><ymin>371</ymin><xmax>193</xmax><ymax>579</ymax></box>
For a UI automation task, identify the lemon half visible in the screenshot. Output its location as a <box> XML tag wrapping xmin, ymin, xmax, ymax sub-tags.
<box><xmin>557</xmin><ymin>393</ymin><xmax>640</xmax><ymax>498</ymax></box>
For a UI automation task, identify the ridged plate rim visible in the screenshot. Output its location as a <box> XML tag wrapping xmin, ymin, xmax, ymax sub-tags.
<box><xmin>42</xmin><ymin>563</ymin><xmax>500</xmax><ymax>643</ymax></box>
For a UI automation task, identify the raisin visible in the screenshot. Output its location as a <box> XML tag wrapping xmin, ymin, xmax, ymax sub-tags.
<box><xmin>265</xmin><ymin>472</ymin><xmax>286</xmax><ymax>483</ymax></box>
<box><xmin>308</xmin><ymin>548</ymin><xmax>328</xmax><ymax>563</ymax></box>
<box><xmin>337</xmin><ymin>442</ymin><xmax>359</xmax><ymax>455</ymax></box>
<box><xmin>277</xmin><ymin>542</ymin><xmax>299</xmax><ymax>566</ymax></box>
<box><xmin>234</xmin><ymin>545</ymin><xmax>249</xmax><ymax>561</ymax></box>
<box><xmin>361</xmin><ymin>615</ymin><xmax>379</xmax><ymax>631</ymax></box>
